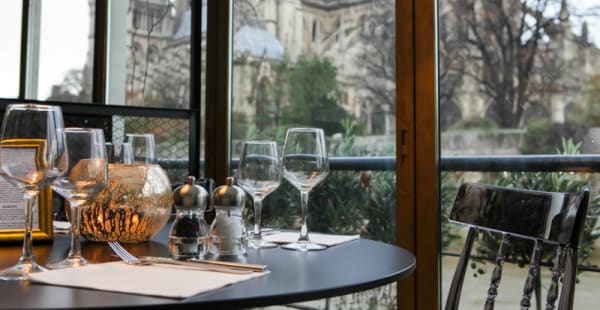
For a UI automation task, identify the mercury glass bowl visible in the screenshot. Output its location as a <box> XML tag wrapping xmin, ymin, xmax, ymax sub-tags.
<box><xmin>79</xmin><ymin>163</ymin><xmax>173</xmax><ymax>243</ymax></box>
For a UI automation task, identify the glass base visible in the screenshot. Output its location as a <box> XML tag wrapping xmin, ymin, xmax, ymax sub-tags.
<box><xmin>281</xmin><ymin>240</ymin><xmax>326</xmax><ymax>251</ymax></box>
<box><xmin>47</xmin><ymin>256</ymin><xmax>90</xmax><ymax>269</ymax></box>
<box><xmin>0</xmin><ymin>261</ymin><xmax>47</xmax><ymax>281</ymax></box>
<box><xmin>248</xmin><ymin>237</ymin><xmax>278</xmax><ymax>249</ymax></box>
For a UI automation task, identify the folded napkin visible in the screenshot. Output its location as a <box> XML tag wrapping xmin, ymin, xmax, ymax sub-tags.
<box><xmin>263</xmin><ymin>232</ymin><xmax>359</xmax><ymax>247</ymax></box>
<box><xmin>29</xmin><ymin>261</ymin><xmax>267</xmax><ymax>299</ymax></box>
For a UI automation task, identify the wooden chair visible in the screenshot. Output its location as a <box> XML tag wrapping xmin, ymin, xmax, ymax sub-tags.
<box><xmin>445</xmin><ymin>182</ymin><xmax>590</xmax><ymax>310</ymax></box>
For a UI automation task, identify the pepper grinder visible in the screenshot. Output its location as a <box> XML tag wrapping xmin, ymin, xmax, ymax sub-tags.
<box><xmin>169</xmin><ymin>176</ymin><xmax>209</xmax><ymax>259</ymax></box>
<box><xmin>209</xmin><ymin>177</ymin><xmax>247</xmax><ymax>256</ymax></box>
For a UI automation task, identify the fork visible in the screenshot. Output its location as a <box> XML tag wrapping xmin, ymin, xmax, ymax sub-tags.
<box><xmin>107</xmin><ymin>242</ymin><xmax>251</xmax><ymax>274</ymax></box>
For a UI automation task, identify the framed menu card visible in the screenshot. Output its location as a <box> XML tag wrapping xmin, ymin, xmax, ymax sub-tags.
<box><xmin>0</xmin><ymin>139</ymin><xmax>53</xmax><ymax>242</ymax></box>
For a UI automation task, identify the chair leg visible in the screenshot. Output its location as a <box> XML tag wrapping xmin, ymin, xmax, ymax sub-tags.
<box><xmin>484</xmin><ymin>233</ymin><xmax>509</xmax><ymax>310</ymax></box>
<box><xmin>557</xmin><ymin>246</ymin><xmax>578</xmax><ymax>310</ymax></box>
<box><xmin>545</xmin><ymin>244</ymin><xmax>567</xmax><ymax>310</ymax></box>
<box><xmin>520</xmin><ymin>239</ymin><xmax>542</xmax><ymax>310</ymax></box>
<box><xmin>445</xmin><ymin>227</ymin><xmax>477</xmax><ymax>310</ymax></box>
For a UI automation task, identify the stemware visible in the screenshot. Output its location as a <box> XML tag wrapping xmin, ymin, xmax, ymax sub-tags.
<box><xmin>48</xmin><ymin>128</ymin><xmax>108</xmax><ymax>269</ymax></box>
<box><xmin>236</xmin><ymin>141</ymin><xmax>281</xmax><ymax>249</ymax></box>
<box><xmin>106</xmin><ymin>142</ymin><xmax>133</xmax><ymax>164</ymax></box>
<box><xmin>281</xmin><ymin>128</ymin><xmax>329</xmax><ymax>251</ymax></box>
<box><xmin>126</xmin><ymin>133</ymin><xmax>156</xmax><ymax>164</ymax></box>
<box><xmin>0</xmin><ymin>104</ymin><xmax>68</xmax><ymax>280</ymax></box>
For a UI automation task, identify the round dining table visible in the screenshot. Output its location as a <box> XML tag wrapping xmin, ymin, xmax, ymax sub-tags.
<box><xmin>0</xmin><ymin>224</ymin><xmax>416</xmax><ymax>309</ymax></box>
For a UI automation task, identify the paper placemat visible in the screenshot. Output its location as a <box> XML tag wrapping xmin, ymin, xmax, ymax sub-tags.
<box><xmin>263</xmin><ymin>232</ymin><xmax>359</xmax><ymax>247</ymax></box>
<box><xmin>29</xmin><ymin>261</ymin><xmax>267</xmax><ymax>299</ymax></box>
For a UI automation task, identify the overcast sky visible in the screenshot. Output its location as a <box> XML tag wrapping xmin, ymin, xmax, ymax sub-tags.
<box><xmin>0</xmin><ymin>0</ymin><xmax>89</xmax><ymax>99</ymax></box>
<box><xmin>0</xmin><ymin>0</ymin><xmax>599</xmax><ymax>99</ymax></box>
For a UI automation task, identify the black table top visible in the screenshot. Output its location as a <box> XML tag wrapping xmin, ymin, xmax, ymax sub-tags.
<box><xmin>0</xmin><ymin>225</ymin><xmax>416</xmax><ymax>309</ymax></box>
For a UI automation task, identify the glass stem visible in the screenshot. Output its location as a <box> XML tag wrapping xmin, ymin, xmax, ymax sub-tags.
<box><xmin>298</xmin><ymin>190</ymin><xmax>309</xmax><ymax>242</ymax></box>
<box><xmin>19</xmin><ymin>194</ymin><xmax>38</xmax><ymax>265</ymax></box>
<box><xmin>67</xmin><ymin>202</ymin><xmax>82</xmax><ymax>259</ymax></box>
<box><xmin>253</xmin><ymin>197</ymin><xmax>262</xmax><ymax>239</ymax></box>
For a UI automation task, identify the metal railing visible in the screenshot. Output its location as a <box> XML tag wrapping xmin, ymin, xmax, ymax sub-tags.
<box><xmin>160</xmin><ymin>154</ymin><xmax>600</xmax><ymax>174</ymax></box>
<box><xmin>159</xmin><ymin>156</ymin><xmax>398</xmax><ymax>173</ymax></box>
<box><xmin>161</xmin><ymin>154</ymin><xmax>600</xmax><ymax>273</ymax></box>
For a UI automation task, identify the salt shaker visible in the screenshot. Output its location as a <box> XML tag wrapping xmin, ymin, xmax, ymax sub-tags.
<box><xmin>209</xmin><ymin>177</ymin><xmax>247</xmax><ymax>256</ymax></box>
<box><xmin>169</xmin><ymin>176</ymin><xmax>209</xmax><ymax>259</ymax></box>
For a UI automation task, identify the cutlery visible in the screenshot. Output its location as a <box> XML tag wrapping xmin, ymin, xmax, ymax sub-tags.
<box><xmin>186</xmin><ymin>258</ymin><xmax>268</xmax><ymax>272</ymax></box>
<box><xmin>107</xmin><ymin>241</ymin><xmax>252</xmax><ymax>274</ymax></box>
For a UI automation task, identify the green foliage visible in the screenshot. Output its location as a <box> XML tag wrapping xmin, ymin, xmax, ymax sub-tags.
<box><xmin>450</xmin><ymin>116</ymin><xmax>498</xmax><ymax>130</ymax></box>
<box><xmin>520</xmin><ymin>118</ymin><xmax>588</xmax><ymax>154</ymax></box>
<box><xmin>331</xmin><ymin>119</ymin><xmax>357</xmax><ymax>156</ymax></box>
<box><xmin>281</xmin><ymin>55</ymin><xmax>354</xmax><ymax>135</ymax></box>
<box><xmin>231</xmin><ymin>111</ymin><xmax>250</xmax><ymax>141</ymax></box>
<box><xmin>584</xmin><ymin>74</ymin><xmax>600</xmax><ymax>126</ymax></box>
<box><xmin>440</xmin><ymin>172</ymin><xmax>464</xmax><ymax>250</ymax></box>
<box><xmin>254</xmin><ymin>120</ymin><xmax>396</xmax><ymax>243</ymax></box>
<box><xmin>440</xmin><ymin>138</ymin><xmax>600</xmax><ymax>277</ymax></box>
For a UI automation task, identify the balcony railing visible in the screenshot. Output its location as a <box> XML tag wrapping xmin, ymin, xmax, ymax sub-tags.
<box><xmin>161</xmin><ymin>154</ymin><xmax>600</xmax><ymax>273</ymax></box>
<box><xmin>160</xmin><ymin>154</ymin><xmax>600</xmax><ymax>173</ymax></box>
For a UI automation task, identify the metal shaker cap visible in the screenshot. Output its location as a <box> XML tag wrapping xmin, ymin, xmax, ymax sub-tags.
<box><xmin>173</xmin><ymin>176</ymin><xmax>208</xmax><ymax>211</ymax></box>
<box><xmin>211</xmin><ymin>177</ymin><xmax>246</xmax><ymax>208</ymax></box>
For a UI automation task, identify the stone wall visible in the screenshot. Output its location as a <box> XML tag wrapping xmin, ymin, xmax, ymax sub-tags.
<box><xmin>441</xmin><ymin>129</ymin><xmax>524</xmax><ymax>155</ymax></box>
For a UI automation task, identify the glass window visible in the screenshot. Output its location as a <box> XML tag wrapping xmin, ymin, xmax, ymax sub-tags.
<box><xmin>27</xmin><ymin>0</ymin><xmax>94</xmax><ymax>102</ymax></box>
<box><xmin>107</xmin><ymin>0</ymin><xmax>192</xmax><ymax>109</ymax></box>
<box><xmin>231</xmin><ymin>0</ymin><xmax>397</xmax><ymax>307</ymax></box>
<box><xmin>231</xmin><ymin>0</ymin><xmax>396</xmax><ymax>239</ymax></box>
<box><xmin>439</xmin><ymin>0</ymin><xmax>600</xmax><ymax>308</ymax></box>
<box><xmin>0</xmin><ymin>1</ymin><xmax>22</xmax><ymax>98</ymax></box>
<box><xmin>102</xmin><ymin>0</ymin><xmax>201</xmax><ymax>181</ymax></box>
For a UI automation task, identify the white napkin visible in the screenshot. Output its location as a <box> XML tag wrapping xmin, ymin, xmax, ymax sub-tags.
<box><xmin>263</xmin><ymin>232</ymin><xmax>360</xmax><ymax>247</ymax></box>
<box><xmin>29</xmin><ymin>261</ymin><xmax>267</xmax><ymax>299</ymax></box>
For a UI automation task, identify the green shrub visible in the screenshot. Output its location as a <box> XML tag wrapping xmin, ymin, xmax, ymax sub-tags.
<box><xmin>450</xmin><ymin>116</ymin><xmax>498</xmax><ymax>130</ymax></box>
<box><xmin>441</xmin><ymin>139</ymin><xmax>600</xmax><ymax>277</ymax></box>
<box><xmin>520</xmin><ymin>119</ymin><xmax>588</xmax><ymax>154</ymax></box>
<box><xmin>253</xmin><ymin>120</ymin><xmax>396</xmax><ymax>243</ymax></box>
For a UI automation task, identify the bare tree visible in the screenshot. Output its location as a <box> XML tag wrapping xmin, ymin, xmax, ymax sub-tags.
<box><xmin>440</xmin><ymin>0</ymin><xmax>579</xmax><ymax>128</ymax></box>
<box><xmin>47</xmin><ymin>68</ymin><xmax>91</xmax><ymax>102</ymax></box>
<box><xmin>353</xmin><ymin>0</ymin><xmax>396</xmax><ymax>116</ymax></box>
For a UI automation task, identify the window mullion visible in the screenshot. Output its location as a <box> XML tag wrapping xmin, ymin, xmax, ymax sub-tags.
<box><xmin>92</xmin><ymin>0</ymin><xmax>108</xmax><ymax>105</ymax></box>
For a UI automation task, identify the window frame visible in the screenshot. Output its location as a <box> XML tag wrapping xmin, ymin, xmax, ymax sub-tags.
<box><xmin>5</xmin><ymin>0</ymin><xmax>204</xmax><ymax>178</ymax></box>
<box><xmin>3</xmin><ymin>0</ymin><xmax>438</xmax><ymax>308</ymax></box>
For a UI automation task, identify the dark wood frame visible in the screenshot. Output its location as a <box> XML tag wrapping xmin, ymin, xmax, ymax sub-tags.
<box><xmin>6</xmin><ymin>0</ymin><xmax>442</xmax><ymax>307</ymax></box>
<box><xmin>209</xmin><ymin>1</ymin><xmax>440</xmax><ymax>309</ymax></box>
<box><xmin>396</xmin><ymin>1</ymin><xmax>438</xmax><ymax>309</ymax></box>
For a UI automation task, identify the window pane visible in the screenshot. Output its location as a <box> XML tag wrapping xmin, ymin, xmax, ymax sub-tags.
<box><xmin>112</xmin><ymin>115</ymin><xmax>190</xmax><ymax>181</ymax></box>
<box><xmin>27</xmin><ymin>0</ymin><xmax>94</xmax><ymax>102</ymax></box>
<box><xmin>0</xmin><ymin>1</ymin><xmax>22</xmax><ymax>98</ymax></box>
<box><xmin>230</xmin><ymin>0</ymin><xmax>397</xmax><ymax>307</ymax></box>
<box><xmin>106</xmin><ymin>0</ymin><xmax>192</xmax><ymax>109</ymax></box>
<box><xmin>439</xmin><ymin>0</ymin><xmax>600</xmax><ymax>308</ymax></box>
<box><xmin>231</xmin><ymin>0</ymin><xmax>396</xmax><ymax>236</ymax></box>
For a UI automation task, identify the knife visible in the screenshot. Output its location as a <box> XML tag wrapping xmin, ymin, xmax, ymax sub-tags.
<box><xmin>138</xmin><ymin>256</ymin><xmax>254</xmax><ymax>274</ymax></box>
<box><xmin>187</xmin><ymin>258</ymin><xmax>268</xmax><ymax>272</ymax></box>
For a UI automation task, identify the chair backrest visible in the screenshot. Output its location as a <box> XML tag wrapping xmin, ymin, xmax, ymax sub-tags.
<box><xmin>445</xmin><ymin>182</ymin><xmax>589</xmax><ymax>310</ymax></box>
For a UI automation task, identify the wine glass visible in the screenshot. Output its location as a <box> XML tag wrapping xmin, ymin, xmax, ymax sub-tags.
<box><xmin>126</xmin><ymin>133</ymin><xmax>156</xmax><ymax>164</ymax></box>
<box><xmin>281</xmin><ymin>128</ymin><xmax>329</xmax><ymax>251</ymax></box>
<box><xmin>120</xmin><ymin>142</ymin><xmax>134</xmax><ymax>164</ymax></box>
<box><xmin>0</xmin><ymin>104</ymin><xmax>68</xmax><ymax>280</ymax></box>
<box><xmin>48</xmin><ymin>128</ymin><xmax>108</xmax><ymax>269</ymax></box>
<box><xmin>236</xmin><ymin>141</ymin><xmax>281</xmax><ymax>249</ymax></box>
<box><xmin>106</xmin><ymin>142</ymin><xmax>133</xmax><ymax>164</ymax></box>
